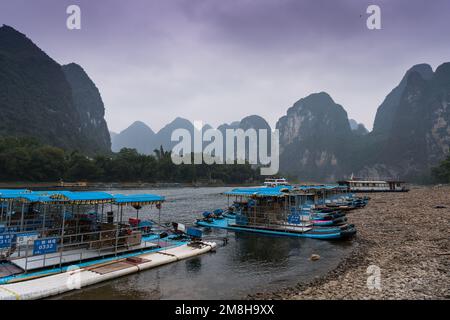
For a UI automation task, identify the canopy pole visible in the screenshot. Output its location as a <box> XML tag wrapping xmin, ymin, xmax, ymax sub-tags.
<box><xmin>42</xmin><ymin>204</ymin><xmax>47</xmax><ymax>234</ymax></box>
<box><xmin>19</xmin><ymin>202</ymin><xmax>25</xmax><ymax>231</ymax></box>
<box><xmin>59</xmin><ymin>204</ymin><xmax>66</xmax><ymax>269</ymax></box>
<box><xmin>1</xmin><ymin>200</ymin><xmax>4</xmax><ymax>223</ymax></box>
<box><xmin>7</xmin><ymin>200</ymin><xmax>12</xmax><ymax>227</ymax></box>
<box><xmin>158</xmin><ymin>203</ymin><xmax>161</xmax><ymax>247</ymax></box>
<box><xmin>115</xmin><ymin>204</ymin><xmax>120</xmax><ymax>256</ymax></box>
<box><xmin>73</xmin><ymin>204</ymin><xmax>77</xmax><ymax>238</ymax></box>
<box><xmin>60</xmin><ymin>204</ymin><xmax>66</xmax><ymax>237</ymax></box>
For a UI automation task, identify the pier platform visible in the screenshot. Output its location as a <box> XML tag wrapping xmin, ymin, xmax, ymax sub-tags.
<box><xmin>10</xmin><ymin>240</ymin><xmax>161</xmax><ymax>271</ymax></box>
<box><xmin>0</xmin><ymin>241</ymin><xmax>216</xmax><ymax>300</ymax></box>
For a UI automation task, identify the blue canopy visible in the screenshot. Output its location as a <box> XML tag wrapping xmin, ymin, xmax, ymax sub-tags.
<box><xmin>0</xmin><ymin>193</ymin><xmax>53</xmax><ymax>203</ymax></box>
<box><xmin>50</xmin><ymin>191</ymin><xmax>114</xmax><ymax>202</ymax></box>
<box><xmin>0</xmin><ymin>189</ymin><xmax>30</xmax><ymax>195</ymax></box>
<box><xmin>224</xmin><ymin>184</ymin><xmax>345</xmax><ymax>198</ymax></box>
<box><xmin>113</xmin><ymin>194</ymin><xmax>165</xmax><ymax>205</ymax></box>
<box><xmin>224</xmin><ymin>186</ymin><xmax>291</xmax><ymax>197</ymax></box>
<box><xmin>0</xmin><ymin>189</ymin><xmax>164</xmax><ymax>205</ymax></box>
<box><xmin>297</xmin><ymin>185</ymin><xmax>343</xmax><ymax>191</ymax></box>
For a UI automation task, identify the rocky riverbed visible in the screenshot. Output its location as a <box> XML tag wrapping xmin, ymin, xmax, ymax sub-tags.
<box><xmin>250</xmin><ymin>185</ymin><xmax>450</xmax><ymax>300</ymax></box>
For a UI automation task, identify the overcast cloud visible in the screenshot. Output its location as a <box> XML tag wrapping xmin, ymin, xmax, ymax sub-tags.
<box><xmin>1</xmin><ymin>0</ymin><xmax>449</xmax><ymax>132</ymax></box>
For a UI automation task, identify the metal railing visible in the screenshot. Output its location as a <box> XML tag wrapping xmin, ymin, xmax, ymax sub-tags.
<box><xmin>2</xmin><ymin>224</ymin><xmax>170</xmax><ymax>273</ymax></box>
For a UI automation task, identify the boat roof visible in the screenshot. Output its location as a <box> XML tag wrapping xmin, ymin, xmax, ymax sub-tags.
<box><xmin>0</xmin><ymin>193</ymin><xmax>53</xmax><ymax>203</ymax></box>
<box><xmin>0</xmin><ymin>189</ymin><xmax>165</xmax><ymax>205</ymax></box>
<box><xmin>0</xmin><ymin>189</ymin><xmax>29</xmax><ymax>194</ymax></box>
<box><xmin>225</xmin><ymin>186</ymin><xmax>291</xmax><ymax>197</ymax></box>
<box><xmin>113</xmin><ymin>194</ymin><xmax>165</xmax><ymax>205</ymax></box>
<box><xmin>224</xmin><ymin>185</ymin><xmax>345</xmax><ymax>197</ymax></box>
<box><xmin>338</xmin><ymin>180</ymin><xmax>405</xmax><ymax>184</ymax></box>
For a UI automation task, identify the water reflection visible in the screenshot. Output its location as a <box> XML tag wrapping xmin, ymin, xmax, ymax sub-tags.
<box><xmin>185</xmin><ymin>257</ymin><xmax>202</xmax><ymax>273</ymax></box>
<box><xmin>233</xmin><ymin>233</ymin><xmax>293</xmax><ymax>264</ymax></box>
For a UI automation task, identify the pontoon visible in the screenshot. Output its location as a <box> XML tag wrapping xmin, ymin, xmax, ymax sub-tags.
<box><xmin>0</xmin><ymin>189</ymin><xmax>215</xmax><ymax>300</ymax></box>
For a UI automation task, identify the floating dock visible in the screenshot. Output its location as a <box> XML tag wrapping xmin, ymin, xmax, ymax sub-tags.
<box><xmin>0</xmin><ymin>241</ymin><xmax>216</xmax><ymax>300</ymax></box>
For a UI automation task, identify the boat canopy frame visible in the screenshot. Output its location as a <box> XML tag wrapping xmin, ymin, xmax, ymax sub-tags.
<box><xmin>0</xmin><ymin>189</ymin><xmax>167</xmax><ymax>275</ymax></box>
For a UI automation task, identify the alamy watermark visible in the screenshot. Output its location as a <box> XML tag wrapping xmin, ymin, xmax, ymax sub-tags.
<box><xmin>171</xmin><ymin>121</ymin><xmax>279</xmax><ymax>175</ymax></box>
<box><xmin>66</xmin><ymin>5</ymin><xmax>81</xmax><ymax>30</ymax></box>
<box><xmin>367</xmin><ymin>5</ymin><xmax>381</xmax><ymax>30</ymax></box>
<box><xmin>65</xmin><ymin>4</ymin><xmax>381</xmax><ymax>31</ymax></box>
<box><xmin>366</xmin><ymin>265</ymin><xmax>382</xmax><ymax>291</ymax></box>
<box><xmin>66</xmin><ymin>265</ymin><xmax>82</xmax><ymax>290</ymax></box>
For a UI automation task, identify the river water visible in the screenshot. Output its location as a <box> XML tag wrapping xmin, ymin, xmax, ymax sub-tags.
<box><xmin>55</xmin><ymin>187</ymin><xmax>354</xmax><ymax>300</ymax></box>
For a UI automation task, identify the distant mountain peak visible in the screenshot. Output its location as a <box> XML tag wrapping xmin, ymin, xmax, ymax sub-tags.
<box><xmin>405</xmin><ymin>63</ymin><xmax>434</xmax><ymax>80</ymax></box>
<box><xmin>434</xmin><ymin>62</ymin><xmax>450</xmax><ymax>83</ymax></box>
<box><xmin>276</xmin><ymin>92</ymin><xmax>353</xmax><ymax>181</ymax></box>
<box><xmin>63</xmin><ymin>62</ymin><xmax>85</xmax><ymax>72</ymax></box>
<box><xmin>240</xmin><ymin>115</ymin><xmax>271</xmax><ymax>130</ymax></box>
<box><xmin>299</xmin><ymin>92</ymin><xmax>334</xmax><ymax>105</ymax></box>
<box><xmin>349</xmin><ymin>119</ymin><xmax>368</xmax><ymax>135</ymax></box>
<box><xmin>0</xmin><ymin>24</ymin><xmax>24</xmax><ymax>35</ymax></box>
<box><xmin>121</xmin><ymin>121</ymin><xmax>154</xmax><ymax>135</ymax></box>
<box><xmin>0</xmin><ymin>24</ymin><xmax>46</xmax><ymax>57</ymax></box>
<box><xmin>372</xmin><ymin>63</ymin><xmax>435</xmax><ymax>137</ymax></box>
<box><xmin>112</xmin><ymin>121</ymin><xmax>155</xmax><ymax>153</ymax></box>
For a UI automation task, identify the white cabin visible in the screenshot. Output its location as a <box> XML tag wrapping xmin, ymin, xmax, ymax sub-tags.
<box><xmin>337</xmin><ymin>179</ymin><xmax>409</xmax><ymax>192</ymax></box>
<box><xmin>264</xmin><ymin>178</ymin><xmax>290</xmax><ymax>187</ymax></box>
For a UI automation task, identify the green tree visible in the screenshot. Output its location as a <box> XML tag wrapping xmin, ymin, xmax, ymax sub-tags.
<box><xmin>432</xmin><ymin>155</ymin><xmax>450</xmax><ymax>183</ymax></box>
<box><xmin>66</xmin><ymin>151</ymin><xmax>101</xmax><ymax>181</ymax></box>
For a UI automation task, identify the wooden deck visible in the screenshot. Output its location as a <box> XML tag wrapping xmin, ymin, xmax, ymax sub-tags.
<box><xmin>10</xmin><ymin>241</ymin><xmax>161</xmax><ymax>271</ymax></box>
<box><xmin>0</xmin><ymin>263</ymin><xmax>23</xmax><ymax>278</ymax></box>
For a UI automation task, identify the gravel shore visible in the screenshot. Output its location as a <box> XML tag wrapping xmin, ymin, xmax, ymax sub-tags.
<box><xmin>250</xmin><ymin>185</ymin><xmax>450</xmax><ymax>300</ymax></box>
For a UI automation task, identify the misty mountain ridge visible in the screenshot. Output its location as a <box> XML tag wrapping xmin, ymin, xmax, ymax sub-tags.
<box><xmin>112</xmin><ymin>115</ymin><xmax>272</xmax><ymax>156</ymax></box>
<box><xmin>349</xmin><ymin>119</ymin><xmax>368</xmax><ymax>135</ymax></box>
<box><xmin>114</xmin><ymin>61</ymin><xmax>450</xmax><ymax>182</ymax></box>
<box><xmin>1</xmin><ymin>26</ymin><xmax>448</xmax><ymax>182</ymax></box>
<box><xmin>275</xmin><ymin>63</ymin><xmax>450</xmax><ymax>181</ymax></box>
<box><xmin>0</xmin><ymin>25</ymin><xmax>111</xmax><ymax>155</ymax></box>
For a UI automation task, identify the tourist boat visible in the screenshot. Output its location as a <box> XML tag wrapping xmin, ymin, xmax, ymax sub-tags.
<box><xmin>222</xmin><ymin>205</ymin><xmax>348</xmax><ymax>227</ymax></box>
<box><xmin>337</xmin><ymin>178</ymin><xmax>409</xmax><ymax>192</ymax></box>
<box><xmin>0</xmin><ymin>189</ymin><xmax>215</xmax><ymax>300</ymax></box>
<box><xmin>263</xmin><ymin>177</ymin><xmax>290</xmax><ymax>187</ymax></box>
<box><xmin>195</xmin><ymin>186</ymin><xmax>357</xmax><ymax>240</ymax></box>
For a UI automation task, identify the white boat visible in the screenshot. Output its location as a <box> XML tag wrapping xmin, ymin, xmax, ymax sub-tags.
<box><xmin>263</xmin><ymin>177</ymin><xmax>290</xmax><ymax>187</ymax></box>
<box><xmin>337</xmin><ymin>178</ymin><xmax>409</xmax><ymax>192</ymax></box>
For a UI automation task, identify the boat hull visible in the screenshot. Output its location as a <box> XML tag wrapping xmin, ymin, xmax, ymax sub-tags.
<box><xmin>196</xmin><ymin>219</ymin><xmax>356</xmax><ymax>240</ymax></box>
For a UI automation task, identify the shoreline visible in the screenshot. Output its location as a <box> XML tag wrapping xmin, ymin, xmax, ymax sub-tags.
<box><xmin>249</xmin><ymin>185</ymin><xmax>450</xmax><ymax>300</ymax></box>
<box><xmin>0</xmin><ymin>181</ymin><xmax>259</xmax><ymax>191</ymax></box>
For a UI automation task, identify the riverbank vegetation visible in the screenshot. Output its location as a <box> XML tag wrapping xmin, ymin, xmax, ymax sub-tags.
<box><xmin>432</xmin><ymin>155</ymin><xmax>450</xmax><ymax>183</ymax></box>
<box><xmin>0</xmin><ymin>137</ymin><xmax>261</xmax><ymax>183</ymax></box>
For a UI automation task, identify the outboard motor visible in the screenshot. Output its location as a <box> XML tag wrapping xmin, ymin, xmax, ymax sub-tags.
<box><xmin>202</xmin><ymin>211</ymin><xmax>213</xmax><ymax>218</ymax></box>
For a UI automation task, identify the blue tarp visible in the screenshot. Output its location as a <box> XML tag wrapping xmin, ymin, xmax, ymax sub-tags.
<box><xmin>113</xmin><ymin>194</ymin><xmax>165</xmax><ymax>204</ymax></box>
<box><xmin>224</xmin><ymin>186</ymin><xmax>291</xmax><ymax>197</ymax></box>
<box><xmin>225</xmin><ymin>184</ymin><xmax>345</xmax><ymax>198</ymax></box>
<box><xmin>0</xmin><ymin>189</ymin><xmax>29</xmax><ymax>195</ymax></box>
<box><xmin>0</xmin><ymin>193</ymin><xmax>53</xmax><ymax>203</ymax></box>
<box><xmin>0</xmin><ymin>189</ymin><xmax>164</xmax><ymax>204</ymax></box>
<box><xmin>52</xmin><ymin>191</ymin><xmax>114</xmax><ymax>201</ymax></box>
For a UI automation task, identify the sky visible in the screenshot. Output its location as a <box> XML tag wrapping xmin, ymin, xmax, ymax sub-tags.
<box><xmin>1</xmin><ymin>0</ymin><xmax>449</xmax><ymax>133</ymax></box>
